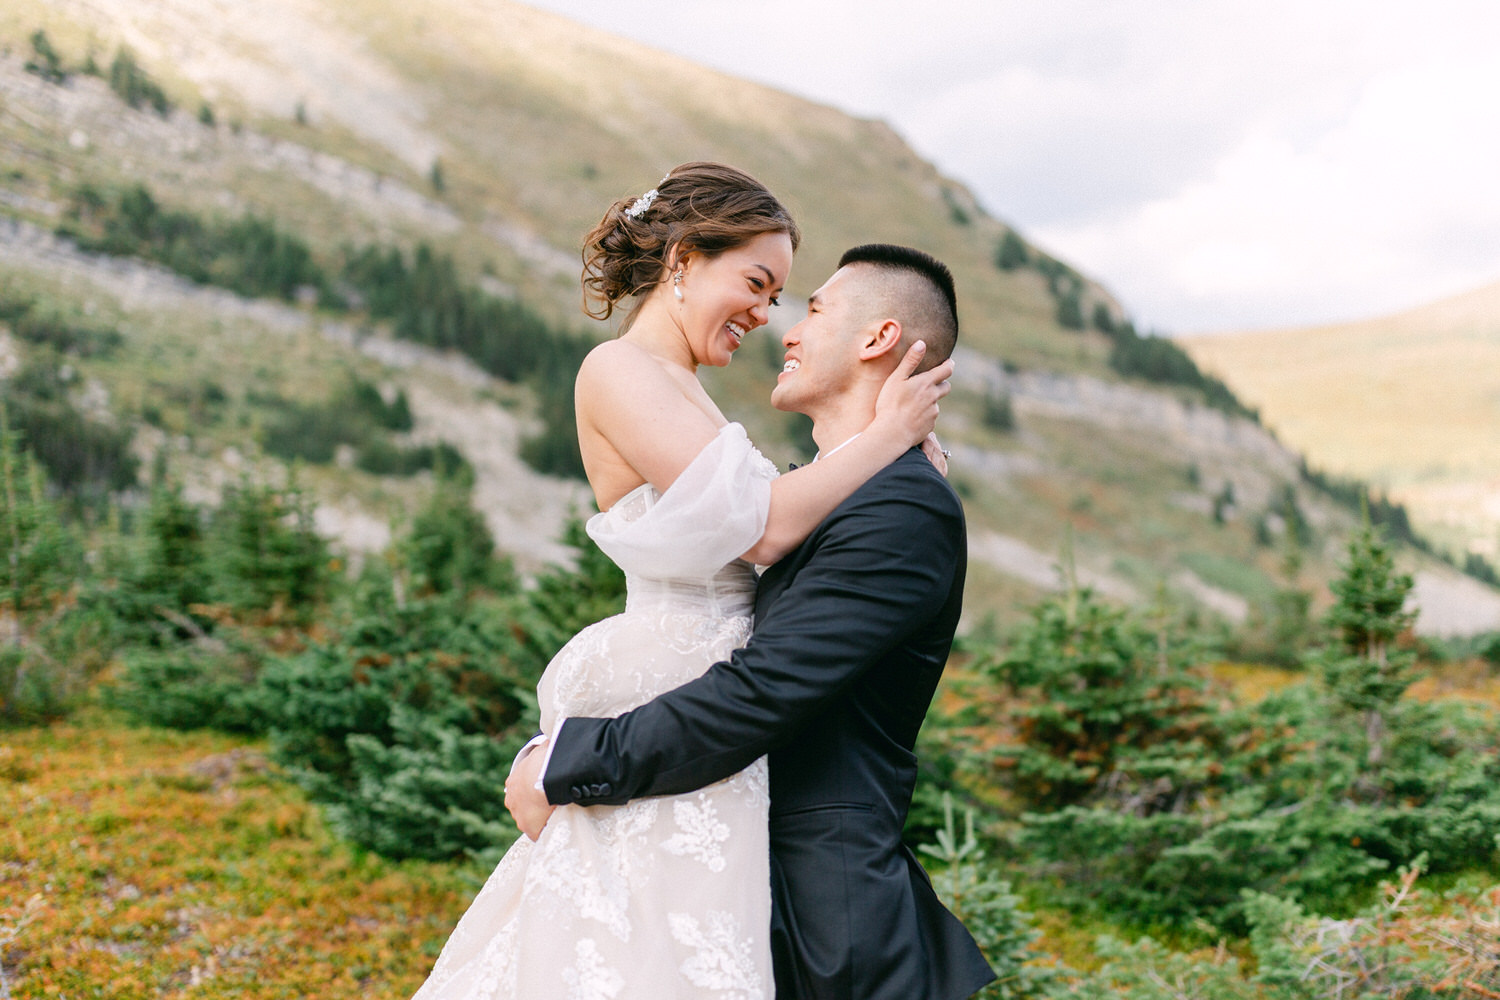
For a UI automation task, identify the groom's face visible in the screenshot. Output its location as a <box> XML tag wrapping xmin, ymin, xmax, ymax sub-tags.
<box><xmin>770</xmin><ymin>266</ymin><xmax>865</xmax><ymax>415</ymax></box>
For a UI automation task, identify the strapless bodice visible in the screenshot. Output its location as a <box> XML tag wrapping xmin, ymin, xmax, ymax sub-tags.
<box><xmin>603</xmin><ymin>480</ymin><xmax>758</xmax><ymax>618</ymax></box>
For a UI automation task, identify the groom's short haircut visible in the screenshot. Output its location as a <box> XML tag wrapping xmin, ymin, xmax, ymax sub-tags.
<box><xmin>838</xmin><ymin>244</ymin><xmax>958</xmax><ymax>372</ymax></box>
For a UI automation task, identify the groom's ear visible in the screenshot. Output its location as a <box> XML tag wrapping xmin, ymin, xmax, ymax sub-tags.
<box><xmin>857</xmin><ymin>318</ymin><xmax>904</xmax><ymax>361</ymax></box>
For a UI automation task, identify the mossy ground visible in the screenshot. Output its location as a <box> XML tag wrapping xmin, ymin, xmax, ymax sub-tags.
<box><xmin>0</xmin><ymin>711</ymin><xmax>480</xmax><ymax>998</ymax></box>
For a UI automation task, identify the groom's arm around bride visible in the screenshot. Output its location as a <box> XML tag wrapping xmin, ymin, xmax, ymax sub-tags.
<box><xmin>512</xmin><ymin>243</ymin><xmax>996</xmax><ymax>1000</ymax></box>
<box><xmin>540</xmin><ymin>447</ymin><xmax>993</xmax><ymax>1000</ymax></box>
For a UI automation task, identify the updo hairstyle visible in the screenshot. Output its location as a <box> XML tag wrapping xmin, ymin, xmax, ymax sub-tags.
<box><xmin>581</xmin><ymin>162</ymin><xmax>801</xmax><ymax>323</ymax></box>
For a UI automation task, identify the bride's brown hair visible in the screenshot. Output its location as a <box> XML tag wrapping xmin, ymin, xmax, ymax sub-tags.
<box><xmin>581</xmin><ymin>162</ymin><xmax>801</xmax><ymax>324</ymax></box>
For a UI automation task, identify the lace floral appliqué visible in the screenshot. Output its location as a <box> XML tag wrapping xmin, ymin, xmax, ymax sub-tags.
<box><xmin>662</xmin><ymin>796</ymin><xmax>732</xmax><ymax>872</ymax></box>
<box><xmin>669</xmin><ymin>910</ymin><xmax>766</xmax><ymax>1000</ymax></box>
<box><xmin>411</xmin><ymin>422</ymin><xmax>774</xmax><ymax>999</ymax></box>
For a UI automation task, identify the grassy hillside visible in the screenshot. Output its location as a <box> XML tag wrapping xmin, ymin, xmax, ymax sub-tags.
<box><xmin>1179</xmin><ymin>280</ymin><xmax>1500</xmax><ymax>565</ymax></box>
<box><xmin>2</xmin><ymin>0</ymin><xmax>1496</xmax><ymax>634</ymax></box>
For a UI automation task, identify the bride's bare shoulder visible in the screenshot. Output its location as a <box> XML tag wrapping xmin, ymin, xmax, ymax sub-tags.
<box><xmin>577</xmin><ymin>340</ymin><xmax>676</xmax><ymax>395</ymax></box>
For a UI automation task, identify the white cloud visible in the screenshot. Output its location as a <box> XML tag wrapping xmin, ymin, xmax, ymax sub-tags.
<box><xmin>520</xmin><ymin>0</ymin><xmax>1500</xmax><ymax>331</ymax></box>
<box><xmin>1039</xmin><ymin>52</ymin><xmax>1500</xmax><ymax>331</ymax></box>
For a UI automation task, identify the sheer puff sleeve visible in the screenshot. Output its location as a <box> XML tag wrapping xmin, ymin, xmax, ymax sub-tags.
<box><xmin>585</xmin><ymin>423</ymin><xmax>777</xmax><ymax>579</ymax></box>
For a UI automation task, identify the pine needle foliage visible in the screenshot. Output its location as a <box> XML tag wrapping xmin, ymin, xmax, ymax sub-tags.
<box><xmin>994</xmin><ymin>527</ymin><xmax>1500</xmax><ymax>932</ymax></box>
<box><xmin>248</xmin><ymin>515</ymin><xmax>621</xmax><ymax>861</ymax></box>
<box><xmin>0</xmin><ymin>413</ymin><xmax>87</xmax><ymax>723</ymax></box>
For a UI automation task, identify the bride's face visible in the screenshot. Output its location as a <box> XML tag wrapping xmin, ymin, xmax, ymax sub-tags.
<box><xmin>676</xmin><ymin>231</ymin><xmax>793</xmax><ymax>368</ymax></box>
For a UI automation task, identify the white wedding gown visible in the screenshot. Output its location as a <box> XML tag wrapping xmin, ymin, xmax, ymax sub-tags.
<box><xmin>412</xmin><ymin>424</ymin><xmax>778</xmax><ymax>1000</ymax></box>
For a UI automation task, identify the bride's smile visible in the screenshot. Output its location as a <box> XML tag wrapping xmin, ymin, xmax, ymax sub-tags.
<box><xmin>672</xmin><ymin>229</ymin><xmax>792</xmax><ymax>369</ymax></box>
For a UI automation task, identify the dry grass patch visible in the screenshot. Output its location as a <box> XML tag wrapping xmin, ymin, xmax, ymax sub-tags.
<box><xmin>0</xmin><ymin>712</ymin><xmax>480</xmax><ymax>998</ymax></box>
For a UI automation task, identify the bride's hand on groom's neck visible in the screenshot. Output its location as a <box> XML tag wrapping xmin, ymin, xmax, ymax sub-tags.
<box><xmin>872</xmin><ymin>343</ymin><xmax>952</xmax><ymax>449</ymax></box>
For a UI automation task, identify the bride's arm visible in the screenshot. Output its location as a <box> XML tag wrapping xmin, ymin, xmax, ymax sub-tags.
<box><xmin>578</xmin><ymin>340</ymin><xmax>951</xmax><ymax>564</ymax></box>
<box><xmin>742</xmin><ymin>343</ymin><xmax>950</xmax><ymax>565</ymax></box>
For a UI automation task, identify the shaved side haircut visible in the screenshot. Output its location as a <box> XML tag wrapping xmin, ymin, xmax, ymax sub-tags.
<box><xmin>838</xmin><ymin>244</ymin><xmax>959</xmax><ymax>372</ymax></box>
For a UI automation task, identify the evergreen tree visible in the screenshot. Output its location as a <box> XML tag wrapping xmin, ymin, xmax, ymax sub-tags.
<box><xmin>209</xmin><ymin>474</ymin><xmax>329</xmax><ymax>618</ymax></box>
<box><xmin>1055</xmin><ymin>289</ymin><xmax>1084</xmax><ymax>330</ymax></box>
<box><xmin>994</xmin><ymin>230</ymin><xmax>1029</xmax><ymax>271</ymax></box>
<box><xmin>248</xmin><ymin>516</ymin><xmax>621</xmax><ymax>860</ymax></box>
<box><xmin>0</xmin><ymin>414</ymin><xmax>85</xmax><ymax>723</ymax></box>
<box><xmin>1317</xmin><ymin>520</ymin><xmax>1417</xmax><ymax>779</ymax></box>
<box><xmin>0</xmin><ymin>413</ymin><xmax>80</xmax><ymax>617</ymax></box>
<box><xmin>991</xmin><ymin>580</ymin><xmax>1218</xmax><ymax>810</ymax></box>
<box><xmin>981</xmin><ymin>388</ymin><xmax>1016</xmax><ymax>432</ymax></box>
<box><xmin>397</xmin><ymin>475</ymin><xmax>515</xmax><ymax>598</ymax></box>
<box><xmin>1091</xmin><ymin>302</ymin><xmax>1116</xmax><ymax>335</ymax></box>
<box><xmin>108</xmin><ymin>48</ymin><xmax>172</xmax><ymax>116</ymax></box>
<box><xmin>1266</xmin><ymin>533</ymin><xmax>1313</xmax><ymax>667</ymax></box>
<box><xmin>25</xmin><ymin>30</ymin><xmax>68</xmax><ymax>84</ymax></box>
<box><xmin>134</xmin><ymin>479</ymin><xmax>213</xmax><ymax>629</ymax></box>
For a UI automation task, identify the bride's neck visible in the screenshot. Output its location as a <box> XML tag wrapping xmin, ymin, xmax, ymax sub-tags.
<box><xmin>624</xmin><ymin>293</ymin><xmax>696</xmax><ymax>373</ymax></box>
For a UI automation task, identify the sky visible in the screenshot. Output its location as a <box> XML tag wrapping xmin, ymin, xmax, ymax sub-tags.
<box><xmin>520</xmin><ymin>0</ymin><xmax>1500</xmax><ymax>334</ymax></box>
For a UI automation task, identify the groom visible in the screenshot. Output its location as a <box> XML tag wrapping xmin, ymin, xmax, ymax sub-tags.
<box><xmin>508</xmin><ymin>244</ymin><xmax>995</xmax><ymax>1000</ymax></box>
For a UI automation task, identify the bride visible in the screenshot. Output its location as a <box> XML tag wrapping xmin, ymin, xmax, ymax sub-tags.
<box><xmin>411</xmin><ymin>162</ymin><xmax>950</xmax><ymax>999</ymax></box>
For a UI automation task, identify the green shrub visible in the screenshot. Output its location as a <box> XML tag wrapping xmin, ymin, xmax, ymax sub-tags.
<box><xmin>919</xmin><ymin>794</ymin><xmax>1062</xmax><ymax>999</ymax></box>
<box><xmin>248</xmin><ymin>587</ymin><xmax>538</xmax><ymax>860</ymax></box>
<box><xmin>62</xmin><ymin>184</ymin><xmax>326</xmax><ymax>302</ymax></box>
<box><xmin>1050</xmin><ymin>935</ymin><xmax>1256</xmax><ymax>1000</ymax></box>
<box><xmin>106</xmin><ymin>646</ymin><xmax>263</xmax><ymax>733</ymax></box>
<box><xmin>982</xmin><ymin>388</ymin><xmax>1016</xmax><ymax>432</ymax></box>
<box><xmin>93</xmin><ymin>480</ymin><xmax>214</xmax><ymax>646</ymax></box>
<box><xmin>989</xmin><ymin>587</ymin><xmax>1222</xmax><ymax>811</ymax></box>
<box><xmin>0</xmin><ymin>416</ymin><xmax>83</xmax><ymax>613</ymax></box>
<box><xmin>0</xmin><ymin>295</ymin><xmax>124</xmax><ymax>358</ymax></box>
<box><xmin>396</xmin><ymin>476</ymin><xmax>513</xmax><ymax>597</ymax></box>
<box><xmin>2</xmin><ymin>358</ymin><xmax>139</xmax><ymax>501</ymax></box>
<box><xmin>24</xmin><ymin>30</ymin><xmax>67</xmax><ymax>84</ymax></box>
<box><xmin>995</xmin><ymin>230</ymin><xmax>1029</xmax><ymax>271</ymax></box>
<box><xmin>259</xmin><ymin>398</ymin><xmax>361</xmax><ymax>464</ymax></box>
<box><xmin>518</xmin><ymin>374</ymin><xmax>585</xmax><ymax>479</ymax></box>
<box><xmin>57</xmin><ymin>182</ymin><xmax>591</xmax><ymax>481</ymax></box>
<box><xmin>506</xmin><ymin>516</ymin><xmax>626</xmax><ymax>663</ymax></box>
<box><xmin>1055</xmin><ymin>289</ymin><xmax>1084</xmax><ymax>330</ymax></box>
<box><xmin>0</xmin><ymin>418</ymin><xmax>91</xmax><ymax>724</ymax></box>
<box><xmin>239</xmin><ymin>516</ymin><xmax>620</xmax><ymax>860</ymax></box>
<box><xmin>209</xmin><ymin>475</ymin><xmax>329</xmax><ymax>618</ymax></box>
<box><xmin>1003</xmin><ymin>527</ymin><xmax>1500</xmax><ymax>931</ymax></box>
<box><xmin>1034</xmin><ymin>256</ymin><xmax>1081</xmax><ymax>299</ymax></box>
<box><xmin>1091</xmin><ymin>303</ymin><xmax>1116</xmax><ymax>335</ymax></box>
<box><xmin>1108</xmin><ymin>324</ymin><xmax>1256</xmax><ymax>421</ymax></box>
<box><xmin>0</xmin><ymin>644</ymin><xmax>69</xmax><ymax>725</ymax></box>
<box><xmin>258</xmin><ymin>377</ymin><xmax>462</xmax><ymax>477</ymax></box>
<box><xmin>354</xmin><ymin>439</ymin><xmax>467</xmax><ymax>478</ymax></box>
<box><xmin>108</xmin><ymin>48</ymin><xmax>171</xmax><ymax>116</ymax></box>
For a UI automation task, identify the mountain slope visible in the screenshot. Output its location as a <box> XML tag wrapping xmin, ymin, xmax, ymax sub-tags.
<box><xmin>3</xmin><ymin>0</ymin><xmax>1498</xmax><ymax>635</ymax></box>
<box><xmin>1179</xmin><ymin>280</ymin><xmax>1500</xmax><ymax>565</ymax></box>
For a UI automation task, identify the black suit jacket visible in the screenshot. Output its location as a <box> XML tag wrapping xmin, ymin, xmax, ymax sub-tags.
<box><xmin>544</xmin><ymin>449</ymin><xmax>995</xmax><ymax>1000</ymax></box>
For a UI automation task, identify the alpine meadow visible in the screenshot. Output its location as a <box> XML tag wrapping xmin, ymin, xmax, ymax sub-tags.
<box><xmin>2</xmin><ymin>1</ymin><xmax>1499</xmax><ymax>997</ymax></box>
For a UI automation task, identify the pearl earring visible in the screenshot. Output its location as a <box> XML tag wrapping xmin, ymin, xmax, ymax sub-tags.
<box><xmin>672</xmin><ymin>269</ymin><xmax>684</xmax><ymax>301</ymax></box>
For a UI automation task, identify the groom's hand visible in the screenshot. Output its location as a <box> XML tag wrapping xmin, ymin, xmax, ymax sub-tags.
<box><xmin>504</xmin><ymin>744</ymin><xmax>556</xmax><ymax>841</ymax></box>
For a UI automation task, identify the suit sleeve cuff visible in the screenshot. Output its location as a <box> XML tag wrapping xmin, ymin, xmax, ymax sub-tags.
<box><xmin>536</xmin><ymin>718</ymin><xmax>567</xmax><ymax>791</ymax></box>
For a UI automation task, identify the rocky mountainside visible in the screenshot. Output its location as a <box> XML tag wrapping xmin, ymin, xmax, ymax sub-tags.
<box><xmin>3</xmin><ymin>0</ymin><xmax>1497</xmax><ymax>635</ymax></box>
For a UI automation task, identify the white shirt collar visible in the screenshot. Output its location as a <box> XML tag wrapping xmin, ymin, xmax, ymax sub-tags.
<box><xmin>812</xmin><ymin>432</ymin><xmax>862</xmax><ymax>463</ymax></box>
